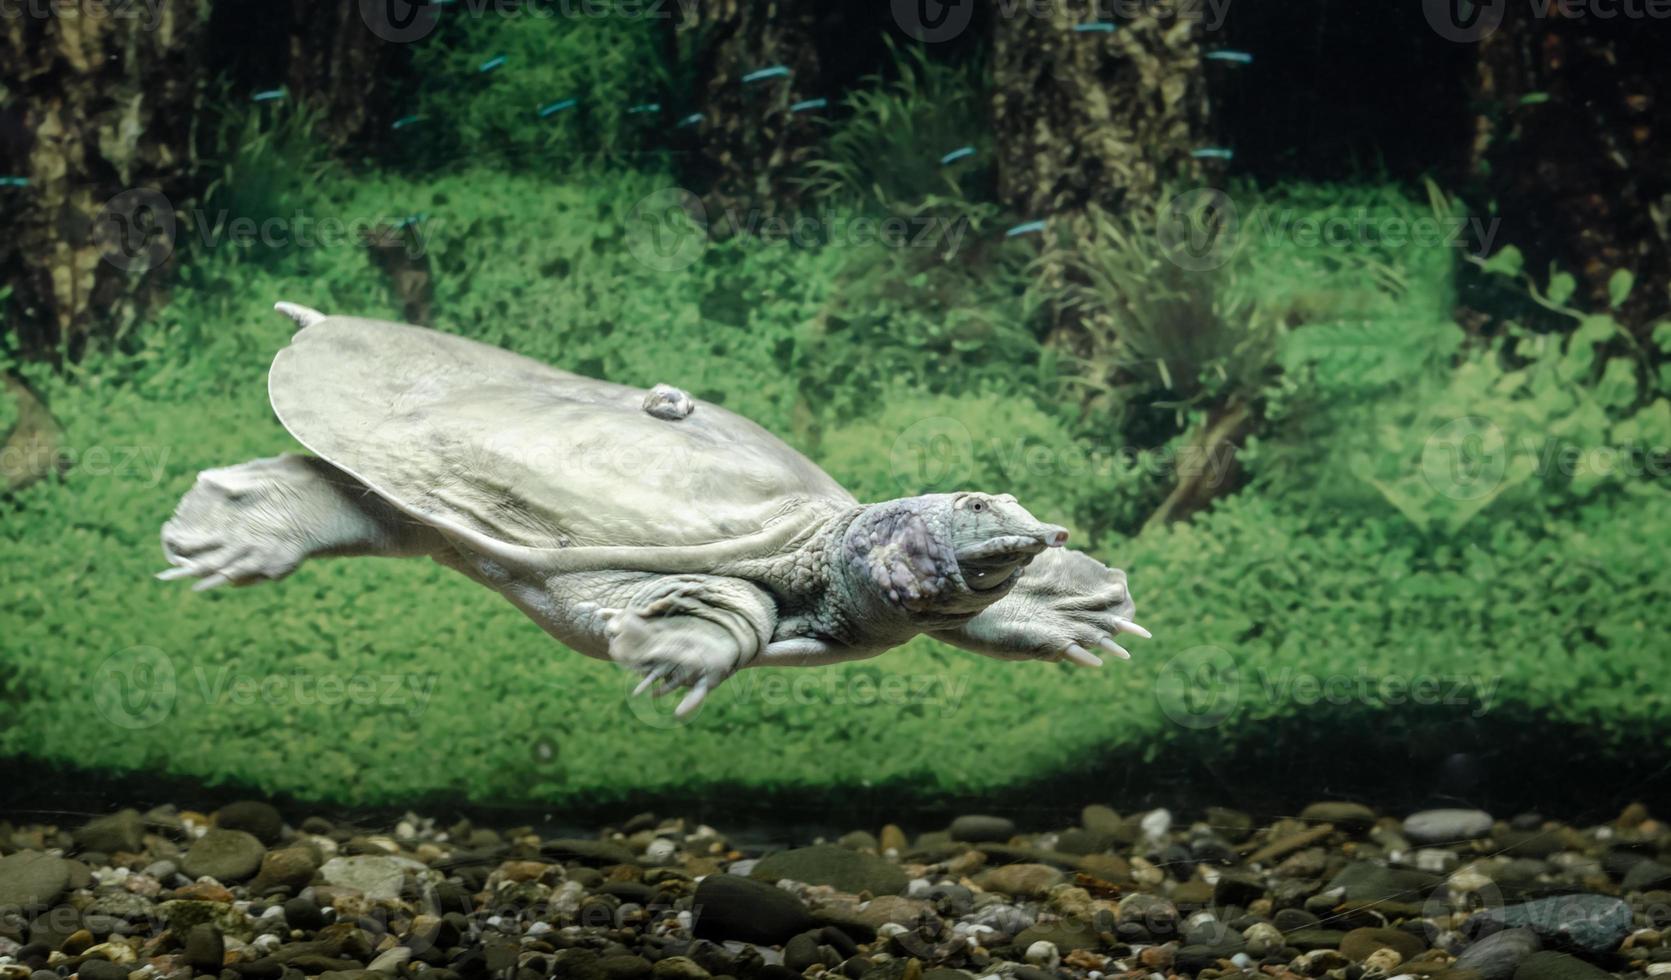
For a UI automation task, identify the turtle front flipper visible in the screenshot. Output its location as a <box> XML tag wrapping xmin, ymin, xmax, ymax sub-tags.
<box><xmin>596</xmin><ymin>575</ymin><xmax>777</xmax><ymax>717</ymax></box>
<box><xmin>932</xmin><ymin>547</ymin><xmax>1151</xmax><ymax>666</ymax></box>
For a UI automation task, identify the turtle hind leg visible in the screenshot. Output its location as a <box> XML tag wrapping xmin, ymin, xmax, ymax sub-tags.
<box><xmin>159</xmin><ymin>454</ymin><xmax>438</xmax><ymax>590</ymax></box>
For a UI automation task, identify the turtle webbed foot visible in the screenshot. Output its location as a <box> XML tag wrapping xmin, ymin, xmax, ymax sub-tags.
<box><xmin>936</xmin><ymin>547</ymin><xmax>1150</xmax><ymax>665</ymax></box>
<box><xmin>598</xmin><ymin>575</ymin><xmax>777</xmax><ymax>718</ymax></box>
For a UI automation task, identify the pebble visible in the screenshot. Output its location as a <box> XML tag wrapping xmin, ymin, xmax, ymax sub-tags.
<box><xmin>1301</xmin><ymin>801</ymin><xmax>1378</xmax><ymax>834</ymax></box>
<box><xmin>1472</xmin><ymin>894</ymin><xmax>1632</xmax><ymax>957</ymax></box>
<box><xmin>181</xmin><ymin>828</ymin><xmax>267</xmax><ymax>882</ymax></box>
<box><xmin>319</xmin><ymin>854</ymin><xmax>427</xmax><ymax>900</ymax></box>
<box><xmin>1403</xmin><ymin>809</ymin><xmax>1495</xmax><ymax>845</ymax></box>
<box><xmin>0</xmin><ymin>851</ymin><xmax>70</xmax><ymax>910</ymax></box>
<box><xmin>691</xmin><ymin>874</ymin><xmax>814</xmax><ymax>944</ymax></box>
<box><xmin>1456</xmin><ymin>928</ymin><xmax>1543</xmax><ymax>980</ymax></box>
<box><xmin>949</xmin><ymin>815</ymin><xmax>1016</xmax><ymax>843</ymax></box>
<box><xmin>1514</xmin><ymin>951</ymin><xmax>1614</xmax><ymax>980</ymax></box>
<box><xmin>750</xmin><ymin>844</ymin><xmax>907</xmax><ymax>896</ymax></box>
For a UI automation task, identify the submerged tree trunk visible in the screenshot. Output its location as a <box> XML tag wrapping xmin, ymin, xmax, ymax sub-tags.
<box><xmin>285</xmin><ymin>0</ymin><xmax>412</xmax><ymax>149</ymax></box>
<box><xmin>667</xmin><ymin>0</ymin><xmax>825</xmax><ymax>226</ymax></box>
<box><xmin>990</xmin><ymin>1</ymin><xmax>1213</xmax><ymax>227</ymax></box>
<box><xmin>0</xmin><ymin>1</ymin><xmax>206</xmax><ymax>356</ymax></box>
<box><xmin>1471</xmin><ymin>11</ymin><xmax>1671</xmax><ymax>332</ymax></box>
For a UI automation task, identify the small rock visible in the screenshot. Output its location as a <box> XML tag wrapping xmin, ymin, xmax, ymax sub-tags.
<box><xmin>249</xmin><ymin>847</ymin><xmax>319</xmax><ymax>894</ymax></box>
<box><xmin>213</xmin><ymin>802</ymin><xmax>285</xmax><ymax>845</ymax></box>
<box><xmin>1341</xmin><ymin>927</ymin><xmax>1426</xmax><ymax>961</ymax></box>
<box><xmin>181</xmin><ymin>829</ymin><xmax>266</xmax><ymax>883</ymax></box>
<box><xmin>974</xmin><ymin>863</ymin><xmax>1063</xmax><ymax>898</ymax></box>
<box><xmin>949</xmin><ymin>815</ymin><xmax>1015</xmax><ymax>843</ymax></box>
<box><xmin>75</xmin><ymin>811</ymin><xmax>147</xmax><ymax>855</ymax></box>
<box><xmin>691</xmin><ymin>874</ymin><xmax>815</xmax><ymax>944</ymax></box>
<box><xmin>1403</xmin><ymin>809</ymin><xmax>1494</xmax><ymax>845</ymax></box>
<box><xmin>1472</xmin><ymin>894</ymin><xmax>1632</xmax><ymax>957</ymax></box>
<box><xmin>184</xmin><ymin>923</ymin><xmax>225</xmax><ymax>973</ymax></box>
<box><xmin>1513</xmin><ymin>952</ymin><xmax>1613</xmax><ymax>980</ymax></box>
<box><xmin>1016</xmin><ymin>919</ymin><xmax>1100</xmax><ymax>951</ymax></box>
<box><xmin>1301</xmin><ymin>802</ymin><xmax>1378</xmax><ymax>834</ymax></box>
<box><xmin>319</xmin><ymin>855</ymin><xmax>426</xmax><ymax>900</ymax></box>
<box><xmin>750</xmin><ymin>844</ymin><xmax>907</xmax><ymax>896</ymax></box>
<box><xmin>0</xmin><ymin>852</ymin><xmax>71</xmax><ymax>911</ymax></box>
<box><xmin>75</xmin><ymin>961</ymin><xmax>130</xmax><ymax>980</ymax></box>
<box><xmin>1455</xmin><ymin>928</ymin><xmax>1542</xmax><ymax>980</ymax></box>
<box><xmin>1023</xmin><ymin>940</ymin><xmax>1060</xmax><ymax>969</ymax></box>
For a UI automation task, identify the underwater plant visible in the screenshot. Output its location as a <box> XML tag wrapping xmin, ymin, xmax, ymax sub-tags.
<box><xmin>800</xmin><ymin>39</ymin><xmax>996</xmax><ymax>219</ymax></box>
<box><xmin>196</xmin><ymin>92</ymin><xmax>341</xmax><ymax>263</ymax></box>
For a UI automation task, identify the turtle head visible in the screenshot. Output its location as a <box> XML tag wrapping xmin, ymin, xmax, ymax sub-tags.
<box><xmin>840</xmin><ymin>492</ymin><xmax>1067</xmax><ymax>625</ymax></box>
<box><xmin>947</xmin><ymin>491</ymin><xmax>1068</xmax><ymax>592</ymax></box>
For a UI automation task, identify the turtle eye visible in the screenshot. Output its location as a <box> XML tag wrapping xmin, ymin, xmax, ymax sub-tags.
<box><xmin>970</xmin><ymin>500</ymin><xmax>984</xmax><ymax>513</ymax></box>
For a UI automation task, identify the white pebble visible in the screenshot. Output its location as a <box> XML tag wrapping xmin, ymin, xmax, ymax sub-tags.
<box><xmin>906</xmin><ymin>878</ymin><xmax>932</xmax><ymax>898</ymax></box>
<box><xmin>1025</xmin><ymin>941</ymin><xmax>1060</xmax><ymax>969</ymax></box>
<box><xmin>643</xmin><ymin>839</ymin><xmax>677</xmax><ymax>864</ymax></box>
<box><xmin>1646</xmin><ymin>965</ymin><xmax>1671</xmax><ymax>976</ymax></box>
<box><xmin>877</xmin><ymin>923</ymin><xmax>910</xmax><ymax>939</ymax></box>
<box><xmin>1141</xmin><ymin>808</ymin><xmax>1173</xmax><ymax>840</ymax></box>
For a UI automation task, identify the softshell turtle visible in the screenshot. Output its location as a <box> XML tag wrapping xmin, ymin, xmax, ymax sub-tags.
<box><xmin>159</xmin><ymin>303</ymin><xmax>1149</xmax><ymax>715</ymax></box>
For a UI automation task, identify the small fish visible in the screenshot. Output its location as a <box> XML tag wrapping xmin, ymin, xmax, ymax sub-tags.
<box><xmin>1073</xmin><ymin>22</ymin><xmax>1115</xmax><ymax>32</ymax></box>
<box><xmin>1006</xmin><ymin>219</ymin><xmax>1047</xmax><ymax>238</ymax></box>
<box><xmin>742</xmin><ymin>65</ymin><xmax>790</xmax><ymax>84</ymax></box>
<box><xmin>252</xmin><ymin>89</ymin><xmax>286</xmax><ymax>103</ymax></box>
<box><xmin>0</xmin><ymin>176</ymin><xmax>29</xmax><ymax>187</ymax></box>
<box><xmin>1191</xmin><ymin>147</ymin><xmax>1234</xmax><ymax>160</ymax></box>
<box><xmin>676</xmin><ymin>112</ymin><xmax>703</xmax><ymax>128</ymax></box>
<box><xmin>939</xmin><ymin>146</ymin><xmax>976</xmax><ymax>165</ymax></box>
<box><xmin>789</xmin><ymin>98</ymin><xmax>827</xmax><ymax>113</ymax></box>
<box><xmin>391</xmin><ymin>115</ymin><xmax>420</xmax><ymax>130</ymax></box>
<box><xmin>538</xmin><ymin>98</ymin><xmax>576</xmax><ymax>118</ymax></box>
<box><xmin>1206</xmin><ymin>51</ymin><xmax>1253</xmax><ymax>64</ymax></box>
<box><xmin>478</xmin><ymin>55</ymin><xmax>507</xmax><ymax>74</ymax></box>
<box><xmin>627</xmin><ymin>103</ymin><xmax>661</xmax><ymax>114</ymax></box>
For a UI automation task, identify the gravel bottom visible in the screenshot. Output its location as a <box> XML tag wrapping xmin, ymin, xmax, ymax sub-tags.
<box><xmin>1</xmin><ymin>801</ymin><xmax>1668</xmax><ymax>980</ymax></box>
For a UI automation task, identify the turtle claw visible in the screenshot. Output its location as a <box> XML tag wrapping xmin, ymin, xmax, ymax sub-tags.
<box><xmin>1096</xmin><ymin>636</ymin><xmax>1132</xmax><ymax>660</ymax></box>
<box><xmin>632</xmin><ymin>664</ymin><xmax>670</xmax><ymax>697</ymax></box>
<box><xmin>156</xmin><ymin>567</ymin><xmax>196</xmax><ymax>581</ymax></box>
<box><xmin>676</xmin><ymin>677</ymin><xmax>713</xmax><ymax>718</ymax></box>
<box><xmin>1063</xmin><ymin>642</ymin><xmax>1103</xmax><ymax>667</ymax></box>
<box><xmin>1113</xmin><ymin>618</ymin><xmax>1151</xmax><ymax>639</ymax></box>
<box><xmin>193</xmin><ymin>573</ymin><xmax>232</xmax><ymax>592</ymax></box>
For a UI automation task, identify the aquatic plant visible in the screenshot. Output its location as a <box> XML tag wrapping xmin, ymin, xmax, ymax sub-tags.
<box><xmin>800</xmin><ymin>40</ymin><xmax>995</xmax><ymax>218</ymax></box>
<box><xmin>196</xmin><ymin>93</ymin><xmax>341</xmax><ymax>263</ymax></box>
<box><xmin>402</xmin><ymin>12</ymin><xmax>663</xmax><ymax>172</ymax></box>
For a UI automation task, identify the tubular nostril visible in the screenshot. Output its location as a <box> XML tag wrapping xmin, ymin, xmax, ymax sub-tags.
<box><xmin>1047</xmin><ymin>528</ymin><xmax>1068</xmax><ymax>547</ymax></box>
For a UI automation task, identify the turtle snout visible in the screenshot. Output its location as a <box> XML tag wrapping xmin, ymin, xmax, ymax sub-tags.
<box><xmin>1041</xmin><ymin>525</ymin><xmax>1069</xmax><ymax>548</ymax></box>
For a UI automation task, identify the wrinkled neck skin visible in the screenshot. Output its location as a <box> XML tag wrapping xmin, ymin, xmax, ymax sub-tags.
<box><xmin>815</xmin><ymin>495</ymin><xmax>1019</xmax><ymax>649</ymax></box>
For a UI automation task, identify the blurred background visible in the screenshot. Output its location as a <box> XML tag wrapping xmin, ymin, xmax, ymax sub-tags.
<box><xmin>0</xmin><ymin>0</ymin><xmax>1667</xmax><ymax>829</ymax></box>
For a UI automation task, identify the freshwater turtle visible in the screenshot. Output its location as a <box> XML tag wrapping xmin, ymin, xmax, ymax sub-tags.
<box><xmin>158</xmin><ymin>303</ymin><xmax>1149</xmax><ymax>715</ymax></box>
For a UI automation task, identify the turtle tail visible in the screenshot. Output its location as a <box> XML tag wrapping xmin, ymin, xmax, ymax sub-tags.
<box><xmin>273</xmin><ymin>301</ymin><xmax>326</xmax><ymax>329</ymax></box>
